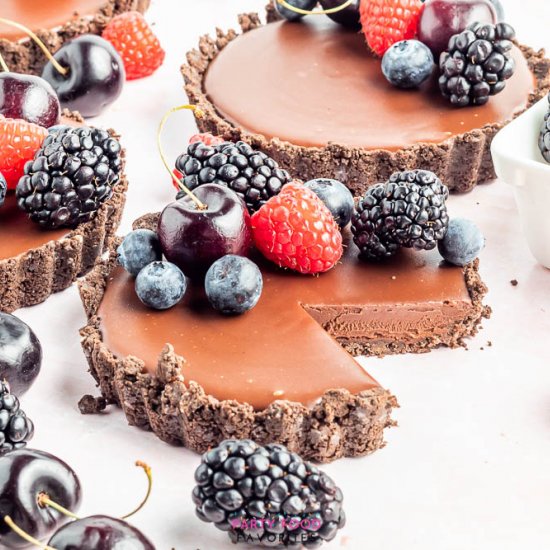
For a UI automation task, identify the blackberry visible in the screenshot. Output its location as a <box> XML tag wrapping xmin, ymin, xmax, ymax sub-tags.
<box><xmin>352</xmin><ymin>170</ymin><xmax>449</xmax><ymax>260</ymax></box>
<box><xmin>16</xmin><ymin>126</ymin><xmax>122</xmax><ymax>228</ymax></box>
<box><xmin>0</xmin><ymin>381</ymin><xmax>34</xmax><ymax>454</ymax></box>
<box><xmin>438</xmin><ymin>22</ymin><xmax>516</xmax><ymax>107</ymax></box>
<box><xmin>0</xmin><ymin>171</ymin><xmax>6</xmax><ymax>208</ymax></box>
<box><xmin>192</xmin><ymin>440</ymin><xmax>345</xmax><ymax>548</ymax></box>
<box><xmin>175</xmin><ymin>141</ymin><xmax>292</xmax><ymax>213</ymax></box>
<box><xmin>538</xmin><ymin>93</ymin><xmax>550</xmax><ymax>163</ymax></box>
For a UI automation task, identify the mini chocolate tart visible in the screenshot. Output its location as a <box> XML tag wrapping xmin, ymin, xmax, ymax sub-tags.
<box><xmin>0</xmin><ymin>0</ymin><xmax>150</xmax><ymax>75</ymax></box>
<box><xmin>0</xmin><ymin>110</ymin><xmax>128</xmax><ymax>312</ymax></box>
<box><xmin>78</xmin><ymin>214</ymin><xmax>489</xmax><ymax>463</ymax></box>
<box><xmin>182</xmin><ymin>10</ymin><xmax>550</xmax><ymax>194</ymax></box>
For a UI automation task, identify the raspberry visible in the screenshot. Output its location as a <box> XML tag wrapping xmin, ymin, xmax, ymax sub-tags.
<box><xmin>0</xmin><ymin>116</ymin><xmax>48</xmax><ymax>190</ymax></box>
<box><xmin>189</xmin><ymin>133</ymin><xmax>224</xmax><ymax>147</ymax></box>
<box><xmin>359</xmin><ymin>0</ymin><xmax>424</xmax><ymax>57</ymax></box>
<box><xmin>171</xmin><ymin>168</ymin><xmax>183</xmax><ymax>190</ymax></box>
<box><xmin>251</xmin><ymin>182</ymin><xmax>343</xmax><ymax>274</ymax></box>
<box><xmin>102</xmin><ymin>11</ymin><xmax>165</xmax><ymax>80</ymax></box>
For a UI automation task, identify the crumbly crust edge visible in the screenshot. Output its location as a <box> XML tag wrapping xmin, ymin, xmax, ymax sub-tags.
<box><xmin>0</xmin><ymin>0</ymin><xmax>151</xmax><ymax>75</ymax></box>
<box><xmin>180</xmin><ymin>9</ymin><xmax>550</xmax><ymax>194</ymax></box>
<box><xmin>0</xmin><ymin>110</ymin><xmax>128</xmax><ymax>313</ymax></box>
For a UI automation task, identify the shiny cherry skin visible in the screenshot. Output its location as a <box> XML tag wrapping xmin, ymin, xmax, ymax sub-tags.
<box><xmin>0</xmin><ymin>73</ymin><xmax>60</xmax><ymax>128</ymax></box>
<box><xmin>319</xmin><ymin>0</ymin><xmax>361</xmax><ymax>30</ymax></box>
<box><xmin>41</xmin><ymin>34</ymin><xmax>125</xmax><ymax>118</ymax></box>
<box><xmin>0</xmin><ymin>313</ymin><xmax>42</xmax><ymax>397</ymax></box>
<box><xmin>158</xmin><ymin>184</ymin><xmax>252</xmax><ymax>277</ymax></box>
<box><xmin>0</xmin><ymin>449</ymin><xmax>81</xmax><ymax>549</ymax></box>
<box><xmin>48</xmin><ymin>515</ymin><xmax>156</xmax><ymax>550</ymax></box>
<box><xmin>417</xmin><ymin>0</ymin><xmax>497</xmax><ymax>57</ymax></box>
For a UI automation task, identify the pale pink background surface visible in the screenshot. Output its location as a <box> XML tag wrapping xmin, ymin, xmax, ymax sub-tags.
<box><xmin>16</xmin><ymin>0</ymin><xmax>550</xmax><ymax>548</ymax></box>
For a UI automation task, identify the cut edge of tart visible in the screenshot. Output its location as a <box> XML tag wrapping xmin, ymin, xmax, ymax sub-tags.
<box><xmin>0</xmin><ymin>110</ymin><xmax>128</xmax><ymax>313</ymax></box>
<box><xmin>77</xmin><ymin>213</ymin><xmax>490</xmax><ymax>463</ymax></box>
<box><xmin>0</xmin><ymin>0</ymin><xmax>151</xmax><ymax>76</ymax></box>
<box><xmin>181</xmin><ymin>9</ymin><xmax>550</xmax><ymax>194</ymax></box>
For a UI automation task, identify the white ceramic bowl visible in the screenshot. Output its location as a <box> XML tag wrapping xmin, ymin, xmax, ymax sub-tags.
<box><xmin>492</xmin><ymin>96</ymin><xmax>550</xmax><ymax>268</ymax></box>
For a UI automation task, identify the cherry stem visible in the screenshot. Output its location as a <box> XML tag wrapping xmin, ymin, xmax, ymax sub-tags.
<box><xmin>3</xmin><ymin>516</ymin><xmax>55</xmax><ymax>550</ymax></box>
<box><xmin>37</xmin><ymin>493</ymin><xmax>80</xmax><ymax>520</ymax></box>
<box><xmin>0</xmin><ymin>52</ymin><xmax>9</xmax><ymax>73</ymax></box>
<box><xmin>0</xmin><ymin>18</ymin><xmax>68</xmax><ymax>77</ymax></box>
<box><xmin>277</xmin><ymin>0</ymin><xmax>354</xmax><ymax>16</ymax></box>
<box><xmin>157</xmin><ymin>104</ymin><xmax>208</xmax><ymax>211</ymax></box>
<box><xmin>121</xmin><ymin>461</ymin><xmax>153</xmax><ymax>520</ymax></box>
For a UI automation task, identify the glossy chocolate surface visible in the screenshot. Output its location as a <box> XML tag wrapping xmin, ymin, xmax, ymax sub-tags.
<box><xmin>204</xmin><ymin>19</ymin><xmax>535</xmax><ymax>150</ymax></box>
<box><xmin>0</xmin><ymin>0</ymin><xmax>107</xmax><ymax>41</ymax></box>
<box><xmin>99</xmin><ymin>235</ymin><xmax>473</xmax><ymax>410</ymax></box>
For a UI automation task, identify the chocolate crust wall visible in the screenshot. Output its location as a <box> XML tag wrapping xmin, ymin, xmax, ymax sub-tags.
<box><xmin>0</xmin><ymin>0</ymin><xmax>150</xmax><ymax>76</ymax></box>
<box><xmin>181</xmin><ymin>11</ymin><xmax>550</xmax><ymax>194</ymax></box>
<box><xmin>0</xmin><ymin>111</ymin><xmax>128</xmax><ymax>313</ymax></box>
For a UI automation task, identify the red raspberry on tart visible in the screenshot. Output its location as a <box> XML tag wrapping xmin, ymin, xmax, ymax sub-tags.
<box><xmin>188</xmin><ymin>133</ymin><xmax>224</xmax><ymax>147</ymax></box>
<box><xmin>251</xmin><ymin>181</ymin><xmax>343</xmax><ymax>274</ymax></box>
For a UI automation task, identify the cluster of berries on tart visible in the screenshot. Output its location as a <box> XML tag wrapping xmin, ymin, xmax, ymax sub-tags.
<box><xmin>274</xmin><ymin>0</ymin><xmax>515</xmax><ymax>107</ymax></box>
<box><xmin>539</xmin><ymin>92</ymin><xmax>550</xmax><ymax>163</ymax></box>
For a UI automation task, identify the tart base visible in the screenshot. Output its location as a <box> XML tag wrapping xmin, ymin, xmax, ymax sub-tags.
<box><xmin>0</xmin><ymin>0</ymin><xmax>150</xmax><ymax>75</ymax></box>
<box><xmin>181</xmin><ymin>11</ymin><xmax>550</xmax><ymax>194</ymax></box>
<box><xmin>0</xmin><ymin>110</ymin><xmax>128</xmax><ymax>313</ymax></box>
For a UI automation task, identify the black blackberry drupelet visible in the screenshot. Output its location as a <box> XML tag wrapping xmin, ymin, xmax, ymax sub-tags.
<box><xmin>175</xmin><ymin>141</ymin><xmax>292</xmax><ymax>213</ymax></box>
<box><xmin>352</xmin><ymin>170</ymin><xmax>449</xmax><ymax>261</ymax></box>
<box><xmin>0</xmin><ymin>382</ymin><xmax>34</xmax><ymax>454</ymax></box>
<box><xmin>0</xmin><ymin>171</ymin><xmax>6</xmax><ymax>208</ymax></box>
<box><xmin>16</xmin><ymin>126</ymin><xmax>122</xmax><ymax>229</ymax></box>
<box><xmin>439</xmin><ymin>22</ymin><xmax>516</xmax><ymax>107</ymax></box>
<box><xmin>192</xmin><ymin>440</ymin><xmax>345</xmax><ymax>548</ymax></box>
<box><xmin>538</xmin><ymin>93</ymin><xmax>550</xmax><ymax>163</ymax></box>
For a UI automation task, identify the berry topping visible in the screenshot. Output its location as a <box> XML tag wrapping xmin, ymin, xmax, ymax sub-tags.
<box><xmin>0</xmin><ymin>312</ymin><xmax>42</xmax><ymax>397</ymax></box>
<box><xmin>135</xmin><ymin>261</ymin><xmax>187</xmax><ymax>310</ymax></box>
<box><xmin>351</xmin><ymin>170</ymin><xmax>449</xmax><ymax>260</ymax></box>
<box><xmin>175</xmin><ymin>140</ymin><xmax>292</xmax><ymax>213</ymax></box>
<box><xmin>0</xmin><ymin>382</ymin><xmax>34</xmax><ymax>454</ymax></box>
<box><xmin>438</xmin><ymin>218</ymin><xmax>485</xmax><ymax>266</ymax></box>
<box><xmin>0</xmin><ymin>115</ymin><xmax>48</xmax><ymax>190</ymax></box>
<box><xmin>359</xmin><ymin>0</ymin><xmax>424</xmax><ymax>57</ymax></box>
<box><xmin>16</xmin><ymin>126</ymin><xmax>122</xmax><ymax>228</ymax></box>
<box><xmin>41</xmin><ymin>35</ymin><xmax>125</xmax><ymax>118</ymax></box>
<box><xmin>539</xmin><ymin>93</ymin><xmax>550</xmax><ymax>164</ymax></box>
<box><xmin>205</xmin><ymin>255</ymin><xmax>263</xmax><ymax>315</ymax></box>
<box><xmin>251</xmin><ymin>181</ymin><xmax>343</xmax><ymax>274</ymax></box>
<box><xmin>0</xmin><ymin>73</ymin><xmax>60</xmax><ymax>128</ymax></box>
<box><xmin>0</xmin><ymin>172</ymin><xmax>6</xmax><ymax>208</ymax></box>
<box><xmin>102</xmin><ymin>11</ymin><xmax>165</xmax><ymax>81</ymax></box>
<box><xmin>381</xmin><ymin>40</ymin><xmax>435</xmax><ymax>89</ymax></box>
<box><xmin>273</xmin><ymin>0</ymin><xmax>318</xmax><ymax>21</ymax></box>
<box><xmin>117</xmin><ymin>229</ymin><xmax>162</xmax><ymax>277</ymax></box>
<box><xmin>189</xmin><ymin>133</ymin><xmax>225</xmax><ymax>147</ymax></box>
<box><xmin>438</xmin><ymin>22</ymin><xmax>516</xmax><ymax>107</ymax></box>
<box><xmin>304</xmin><ymin>178</ymin><xmax>355</xmax><ymax>228</ymax></box>
<box><xmin>193</xmin><ymin>440</ymin><xmax>345</xmax><ymax>547</ymax></box>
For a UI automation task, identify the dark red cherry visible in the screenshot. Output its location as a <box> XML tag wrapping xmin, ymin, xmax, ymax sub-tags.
<box><xmin>0</xmin><ymin>449</ymin><xmax>81</xmax><ymax>549</ymax></box>
<box><xmin>48</xmin><ymin>515</ymin><xmax>155</xmax><ymax>550</ymax></box>
<box><xmin>0</xmin><ymin>313</ymin><xmax>42</xmax><ymax>397</ymax></box>
<box><xmin>158</xmin><ymin>184</ymin><xmax>252</xmax><ymax>277</ymax></box>
<box><xmin>0</xmin><ymin>73</ymin><xmax>60</xmax><ymax>128</ymax></box>
<box><xmin>417</xmin><ymin>0</ymin><xmax>497</xmax><ymax>56</ymax></box>
<box><xmin>41</xmin><ymin>34</ymin><xmax>125</xmax><ymax>118</ymax></box>
<box><xmin>319</xmin><ymin>0</ymin><xmax>361</xmax><ymax>29</ymax></box>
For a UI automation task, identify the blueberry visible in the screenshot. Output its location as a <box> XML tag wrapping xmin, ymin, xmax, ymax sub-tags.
<box><xmin>381</xmin><ymin>40</ymin><xmax>434</xmax><ymax>89</ymax></box>
<box><xmin>304</xmin><ymin>178</ymin><xmax>354</xmax><ymax>228</ymax></box>
<box><xmin>135</xmin><ymin>261</ymin><xmax>187</xmax><ymax>310</ymax></box>
<box><xmin>205</xmin><ymin>255</ymin><xmax>263</xmax><ymax>315</ymax></box>
<box><xmin>117</xmin><ymin>229</ymin><xmax>162</xmax><ymax>277</ymax></box>
<box><xmin>437</xmin><ymin>218</ymin><xmax>485</xmax><ymax>266</ymax></box>
<box><xmin>273</xmin><ymin>0</ymin><xmax>317</xmax><ymax>21</ymax></box>
<box><xmin>0</xmin><ymin>172</ymin><xmax>6</xmax><ymax>208</ymax></box>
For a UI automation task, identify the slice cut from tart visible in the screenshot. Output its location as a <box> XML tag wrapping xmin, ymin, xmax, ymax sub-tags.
<box><xmin>0</xmin><ymin>110</ymin><xmax>128</xmax><ymax>312</ymax></box>
<box><xmin>0</xmin><ymin>0</ymin><xmax>150</xmax><ymax>75</ymax></box>
<box><xmin>79</xmin><ymin>214</ymin><xmax>489</xmax><ymax>463</ymax></box>
<box><xmin>182</xmin><ymin>10</ymin><xmax>550</xmax><ymax>194</ymax></box>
